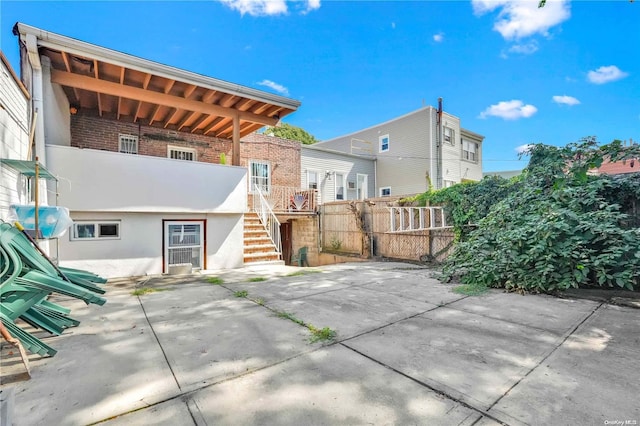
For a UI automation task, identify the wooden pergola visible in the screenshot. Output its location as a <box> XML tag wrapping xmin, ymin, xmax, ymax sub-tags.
<box><xmin>17</xmin><ymin>23</ymin><xmax>300</xmax><ymax>166</ymax></box>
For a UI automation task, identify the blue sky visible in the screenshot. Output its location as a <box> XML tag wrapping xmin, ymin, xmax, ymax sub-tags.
<box><xmin>1</xmin><ymin>0</ymin><xmax>638</xmax><ymax>172</ymax></box>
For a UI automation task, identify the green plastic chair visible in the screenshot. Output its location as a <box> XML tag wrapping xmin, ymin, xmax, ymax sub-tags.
<box><xmin>291</xmin><ymin>246</ymin><xmax>309</xmax><ymax>267</ymax></box>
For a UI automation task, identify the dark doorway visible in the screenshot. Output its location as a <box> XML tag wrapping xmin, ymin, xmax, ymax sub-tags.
<box><xmin>281</xmin><ymin>221</ymin><xmax>292</xmax><ymax>265</ymax></box>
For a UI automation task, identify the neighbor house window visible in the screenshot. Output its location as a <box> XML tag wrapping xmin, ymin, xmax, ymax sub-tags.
<box><xmin>380</xmin><ymin>187</ymin><xmax>391</xmax><ymax>197</ymax></box>
<box><xmin>168</xmin><ymin>145</ymin><xmax>196</xmax><ymax>161</ymax></box>
<box><xmin>379</xmin><ymin>134</ymin><xmax>390</xmax><ymax>153</ymax></box>
<box><xmin>249</xmin><ymin>160</ymin><xmax>270</xmax><ymax>193</ymax></box>
<box><xmin>307</xmin><ymin>171</ymin><xmax>319</xmax><ymax>190</ymax></box>
<box><xmin>462</xmin><ymin>140</ymin><xmax>479</xmax><ymax>162</ymax></box>
<box><xmin>444</xmin><ymin>127</ymin><xmax>454</xmax><ymax>145</ymax></box>
<box><xmin>119</xmin><ymin>134</ymin><xmax>138</xmax><ymax>154</ymax></box>
<box><xmin>71</xmin><ymin>221</ymin><xmax>120</xmax><ymax>241</ymax></box>
<box><xmin>335</xmin><ymin>173</ymin><xmax>345</xmax><ymax>200</ymax></box>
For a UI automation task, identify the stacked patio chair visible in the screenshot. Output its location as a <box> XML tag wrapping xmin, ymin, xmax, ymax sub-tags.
<box><xmin>0</xmin><ymin>222</ymin><xmax>106</xmax><ymax>357</ymax></box>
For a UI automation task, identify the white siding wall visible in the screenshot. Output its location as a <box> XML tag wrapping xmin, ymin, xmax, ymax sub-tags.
<box><xmin>301</xmin><ymin>147</ymin><xmax>375</xmax><ymax>202</ymax></box>
<box><xmin>0</xmin><ymin>57</ymin><xmax>30</xmax><ymax>220</ymax></box>
<box><xmin>441</xmin><ymin>113</ymin><xmax>462</xmax><ymax>185</ymax></box>
<box><xmin>58</xmin><ymin>211</ymin><xmax>244</xmax><ymax>278</ymax></box>
<box><xmin>317</xmin><ymin>107</ymin><xmax>436</xmax><ymax>197</ymax></box>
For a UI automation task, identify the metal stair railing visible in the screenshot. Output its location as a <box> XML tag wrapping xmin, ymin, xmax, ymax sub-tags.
<box><xmin>252</xmin><ymin>184</ymin><xmax>282</xmax><ymax>258</ymax></box>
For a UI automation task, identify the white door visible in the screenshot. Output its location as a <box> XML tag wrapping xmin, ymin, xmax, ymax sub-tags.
<box><xmin>165</xmin><ymin>221</ymin><xmax>204</xmax><ymax>271</ymax></box>
<box><xmin>357</xmin><ymin>174</ymin><xmax>368</xmax><ymax>200</ymax></box>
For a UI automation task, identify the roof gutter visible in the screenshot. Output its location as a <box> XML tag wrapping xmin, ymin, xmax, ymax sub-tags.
<box><xmin>13</xmin><ymin>22</ymin><xmax>301</xmax><ymax>111</ymax></box>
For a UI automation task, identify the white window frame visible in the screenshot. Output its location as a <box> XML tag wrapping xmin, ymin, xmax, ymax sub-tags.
<box><xmin>249</xmin><ymin>160</ymin><xmax>271</xmax><ymax>194</ymax></box>
<box><xmin>307</xmin><ymin>170</ymin><xmax>319</xmax><ymax>190</ymax></box>
<box><xmin>462</xmin><ymin>139</ymin><xmax>479</xmax><ymax>163</ymax></box>
<box><xmin>167</xmin><ymin>145</ymin><xmax>197</xmax><ymax>161</ymax></box>
<box><xmin>443</xmin><ymin>127</ymin><xmax>454</xmax><ymax>145</ymax></box>
<box><xmin>379</xmin><ymin>134</ymin><xmax>390</xmax><ymax>153</ymax></box>
<box><xmin>71</xmin><ymin>221</ymin><xmax>121</xmax><ymax>241</ymax></box>
<box><xmin>335</xmin><ymin>172</ymin><xmax>346</xmax><ymax>200</ymax></box>
<box><xmin>380</xmin><ymin>187</ymin><xmax>391</xmax><ymax>197</ymax></box>
<box><xmin>118</xmin><ymin>134</ymin><xmax>138</xmax><ymax>154</ymax></box>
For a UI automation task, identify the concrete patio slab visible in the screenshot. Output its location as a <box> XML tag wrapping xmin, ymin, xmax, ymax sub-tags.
<box><xmin>361</xmin><ymin>276</ymin><xmax>465</xmax><ymax>306</ymax></box>
<box><xmin>343</xmin><ymin>306</ymin><xmax>563</xmax><ymax>412</ymax></box>
<box><xmin>8</xmin><ymin>288</ymin><xmax>179</xmax><ymax>426</ymax></box>
<box><xmin>190</xmin><ymin>344</ymin><xmax>484</xmax><ymax>426</ymax></box>
<box><xmin>490</xmin><ymin>304</ymin><xmax>640</xmax><ymax>426</ymax></box>
<box><xmin>266</xmin><ymin>284</ymin><xmax>439</xmax><ymax>339</ymax></box>
<box><xmin>137</xmin><ymin>282</ymin><xmax>316</xmax><ymax>391</ymax></box>
<box><xmin>3</xmin><ymin>262</ymin><xmax>638</xmax><ymax>426</ymax></box>
<box><xmin>226</xmin><ymin>272</ymin><xmax>356</xmax><ymax>301</ymax></box>
<box><xmin>447</xmin><ymin>291</ymin><xmax>599</xmax><ymax>335</ymax></box>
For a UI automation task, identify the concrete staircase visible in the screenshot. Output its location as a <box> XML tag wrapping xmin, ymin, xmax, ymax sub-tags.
<box><xmin>243</xmin><ymin>212</ymin><xmax>282</xmax><ymax>264</ymax></box>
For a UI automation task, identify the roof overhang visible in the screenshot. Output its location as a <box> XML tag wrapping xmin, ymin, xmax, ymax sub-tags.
<box><xmin>13</xmin><ymin>23</ymin><xmax>301</xmax><ymax>139</ymax></box>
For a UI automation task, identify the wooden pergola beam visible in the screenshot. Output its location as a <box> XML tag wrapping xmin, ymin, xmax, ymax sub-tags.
<box><xmin>51</xmin><ymin>70</ymin><xmax>278</xmax><ymax>127</ymax></box>
<box><xmin>92</xmin><ymin>60</ymin><xmax>103</xmax><ymax>116</ymax></box>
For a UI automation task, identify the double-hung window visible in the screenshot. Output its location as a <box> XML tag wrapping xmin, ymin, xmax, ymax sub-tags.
<box><xmin>379</xmin><ymin>134</ymin><xmax>390</xmax><ymax>153</ymax></box>
<box><xmin>307</xmin><ymin>171</ymin><xmax>319</xmax><ymax>190</ymax></box>
<box><xmin>444</xmin><ymin>127</ymin><xmax>454</xmax><ymax>145</ymax></box>
<box><xmin>462</xmin><ymin>140</ymin><xmax>479</xmax><ymax>162</ymax></box>
<box><xmin>249</xmin><ymin>160</ymin><xmax>270</xmax><ymax>193</ymax></box>
<box><xmin>119</xmin><ymin>134</ymin><xmax>138</xmax><ymax>154</ymax></box>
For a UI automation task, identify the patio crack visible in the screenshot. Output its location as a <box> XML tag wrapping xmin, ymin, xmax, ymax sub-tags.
<box><xmin>340</xmin><ymin>342</ymin><xmax>509</xmax><ymax>426</ymax></box>
<box><xmin>136</xmin><ymin>294</ymin><xmax>183</xmax><ymax>391</ymax></box>
<box><xmin>485</xmin><ymin>301</ymin><xmax>604</xmax><ymax>413</ymax></box>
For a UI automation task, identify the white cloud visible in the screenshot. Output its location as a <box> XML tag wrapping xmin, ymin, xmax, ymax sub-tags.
<box><xmin>479</xmin><ymin>100</ymin><xmax>538</xmax><ymax>120</ymax></box>
<box><xmin>587</xmin><ymin>65</ymin><xmax>629</xmax><ymax>84</ymax></box>
<box><xmin>433</xmin><ymin>32</ymin><xmax>444</xmax><ymax>42</ymax></box>
<box><xmin>508</xmin><ymin>40</ymin><xmax>538</xmax><ymax>55</ymax></box>
<box><xmin>515</xmin><ymin>144</ymin><xmax>533</xmax><ymax>154</ymax></box>
<box><xmin>257</xmin><ymin>79</ymin><xmax>290</xmax><ymax>96</ymax></box>
<box><xmin>552</xmin><ymin>95</ymin><xmax>580</xmax><ymax>106</ymax></box>
<box><xmin>472</xmin><ymin>0</ymin><xmax>570</xmax><ymax>40</ymax></box>
<box><xmin>391</xmin><ymin>22</ymin><xmax>396</xmax><ymax>29</ymax></box>
<box><xmin>220</xmin><ymin>0</ymin><xmax>321</xmax><ymax>16</ymax></box>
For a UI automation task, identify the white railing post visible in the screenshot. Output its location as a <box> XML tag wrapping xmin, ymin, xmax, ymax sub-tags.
<box><xmin>252</xmin><ymin>184</ymin><xmax>282</xmax><ymax>257</ymax></box>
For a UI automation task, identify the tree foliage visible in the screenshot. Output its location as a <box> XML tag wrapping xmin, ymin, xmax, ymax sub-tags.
<box><xmin>263</xmin><ymin>123</ymin><xmax>318</xmax><ymax>145</ymax></box>
<box><xmin>438</xmin><ymin>137</ymin><xmax>640</xmax><ymax>293</ymax></box>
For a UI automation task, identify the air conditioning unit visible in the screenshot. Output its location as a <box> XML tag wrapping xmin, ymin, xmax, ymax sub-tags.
<box><xmin>348</xmin><ymin>181</ymin><xmax>356</xmax><ymax>189</ymax></box>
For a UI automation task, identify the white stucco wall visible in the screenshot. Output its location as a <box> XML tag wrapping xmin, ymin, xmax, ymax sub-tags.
<box><xmin>46</xmin><ymin>144</ymin><xmax>248</xmax><ymax>278</ymax></box>
<box><xmin>58</xmin><ymin>211</ymin><xmax>244</xmax><ymax>278</ymax></box>
<box><xmin>46</xmin><ymin>145</ymin><xmax>247</xmax><ymax>213</ymax></box>
<box><xmin>0</xmin><ymin>55</ymin><xmax>30</xmax><ymax>220</ymax></box>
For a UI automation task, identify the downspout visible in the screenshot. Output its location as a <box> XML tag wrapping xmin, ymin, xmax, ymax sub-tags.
<box><xmin>25</xmin><ymin>33</ymin><xmax>46</xmax><ymax>165</ymax></box>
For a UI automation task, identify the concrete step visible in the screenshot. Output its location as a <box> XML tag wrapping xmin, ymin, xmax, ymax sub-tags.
<box><xmin>244</xmin><ymin>229</ymin><xmax>269</xmax><ymax>237</ymax></box>
<box><xmin>244</xmin><ymin>259</ymin><xmax>285</xmax><ymax>265</ymax></box>
<box><xmin>243</xmin><ymin>251</ymin><xmax>281</xmax><ymax>262</ymax></box>
<box><xmin>244</xmin><ymin>236</ymin><xmax>272</xmax><ymax>243</ymax></box>
<box><xmin>244</xmin><ymin>244</ymin><xmax>279</xmax><ymax>254</ymax></box>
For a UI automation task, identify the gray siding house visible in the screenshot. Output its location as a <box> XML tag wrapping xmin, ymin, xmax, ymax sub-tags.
<box><xmin>301</xmin><ymin>145</ymin><xmax>375</xmax><ymax>203</ymax></box>
<box><xmin>315</xmin><ymin>106</ymin><xmax>484</xmax><ymax>197</ymax></box>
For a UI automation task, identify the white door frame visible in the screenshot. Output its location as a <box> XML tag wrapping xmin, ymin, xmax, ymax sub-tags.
<box><xmin>357</xmin><ymin>174</ymin><xmax>368</xmax><ymax>200</ymax></box>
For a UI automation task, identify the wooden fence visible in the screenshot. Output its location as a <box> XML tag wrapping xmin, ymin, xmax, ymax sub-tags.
<box><xmin>320</xmin><ymin>199</ymin><xmax>455</xmax><ymax>263</ymax></box>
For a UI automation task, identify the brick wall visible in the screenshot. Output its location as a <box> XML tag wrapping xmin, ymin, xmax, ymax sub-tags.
<box><xmin>70</xmin><ymin>112</ymin><xmax>232</xmax><ymax>164</ymax></box>
<box><xmin>70</xmin><ymin>113</ymin><xmax>302</xmax><ymax>189</ymax></box>
<box><xmin>240</xmin><ymin>133</ymin><xmax>301</xmax><ymax>188</ymax></box>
